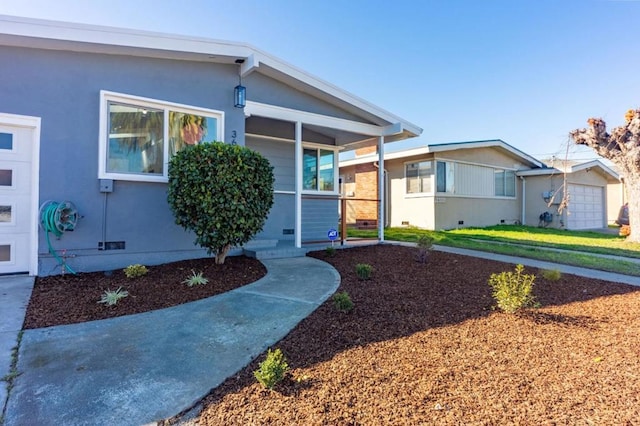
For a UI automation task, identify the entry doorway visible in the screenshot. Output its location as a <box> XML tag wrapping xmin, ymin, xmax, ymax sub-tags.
<box><xmin>0</xmin><ymin>113</ymin><xmax>40</xmax><ymax>275</ymax></box>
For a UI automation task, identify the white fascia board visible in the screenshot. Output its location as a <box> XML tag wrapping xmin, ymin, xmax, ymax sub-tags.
<box><xmin>245</xmin><ymin>101</ymin><xmax>387</xmax><ymax>136</ymax></box>
<box><xmin>428</xmin><ymin>140</ymin><xmax>543</xmax><ymax>168</ymax></box>
<box><xmin>571</xmin><ymin>160</ymin><xmax>620</xmax><ymax>180</ymax></box>
<box><xmin>0</xmin><ymin>15</ymin><xmax>422</xmax><ymax>140</ymax></box>
<box><xmin>516</xmin><ymin>168</ymin><xmax>562</xmax><ymax>177</ymax></box>
<box><xmin>0</xmin><ymin>14</ymin><xmax>252</xmax><ymax>60</ymax></box>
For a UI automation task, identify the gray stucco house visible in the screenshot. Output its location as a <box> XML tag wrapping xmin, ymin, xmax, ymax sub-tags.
<box><xmin>0</xmin><ymin>15</ymin><xmax>421</xmax><ymax>276</ymax></box>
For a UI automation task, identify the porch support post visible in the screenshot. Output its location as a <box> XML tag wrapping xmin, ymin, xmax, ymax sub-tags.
<box><xmin>295</xmin><ymin>121</ymin><xmax>303</xmax><ymax>248</ymax></box>
<box><xmin>378</xmin><ymin>136</ymin><xmax>385</xmax><ymax>243</ymax></box>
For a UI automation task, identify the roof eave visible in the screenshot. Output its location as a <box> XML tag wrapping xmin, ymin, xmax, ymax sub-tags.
<box><xmin>0</xmin><ymin>14</ymin><xmax>423</xmax><ymax>142</ymax></box>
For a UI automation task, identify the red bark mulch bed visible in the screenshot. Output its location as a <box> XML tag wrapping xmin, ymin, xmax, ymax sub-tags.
<box><xmin>24</xmin><ymin>256</ymin><xmax>266</xmax><ymax>329</ymax></box>
<box><xmin>24</xmin><ymin>244</ymin><xmax>640</xmax><ymax>424</ymax></box>
<box><xmin>189</xmin><ymin>245</ymin><xmax>640</xmax><ymax>425</ymax></box>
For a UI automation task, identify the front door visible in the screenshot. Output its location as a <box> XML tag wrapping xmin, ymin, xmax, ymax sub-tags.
<box><xmin>0</xmin><ymin>114</ymin><xmax>40</xmax><ymax>275</ymax></box>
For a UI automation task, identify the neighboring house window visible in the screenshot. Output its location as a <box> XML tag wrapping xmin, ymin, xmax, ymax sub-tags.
<box><xmin>494</xmin><ymin>170</ymin><xmax>516</xmax><ymax>197</ymax></box>
<box><xmin>436</xmin><ymin>161</ymin><xmax>455</xmax><ymax>193</ymax></box>
<box><xmin>429</xmin><ymin>159</ymin><xmax>517</xmax><ymax>198</ymax></box>
<box><xmin>303</xmin><ymin>147</ymin><xmax>336</xmax><ymax>192</ymax></box>
<box><xmin>99</xmin><ymin>91</ymin><xmax>224</xmax><ymax>182</ymax></box>
<box><xmin>406</xmin><ymin>160</ymin><xmax>433</xmax><ymax>194</ymax></box>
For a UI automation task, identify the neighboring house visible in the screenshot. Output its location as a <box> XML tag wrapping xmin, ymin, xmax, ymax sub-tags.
<box><xmin>339</xmin><ymin>140</ymin><xmax>623</xmax><ymax>231</ymax></box>
<box><xmin>518</xmin><ymin>159</ymin><xmax>622</xmax><ymax>229</ymax></box>
<box><xmin>0</xmin><ymin>15</ymin><xmax>421</xmax><ymax>276</ymax></box>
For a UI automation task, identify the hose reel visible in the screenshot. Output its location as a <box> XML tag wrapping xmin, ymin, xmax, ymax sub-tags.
<box><xmin>39</xmin><ymin>200</ymin><xmax>79</xmax><ymax>274</ymax></box>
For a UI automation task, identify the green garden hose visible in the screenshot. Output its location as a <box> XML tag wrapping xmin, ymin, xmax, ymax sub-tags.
<box><xmin>40</xmin><ymin>201</ymin><xmax>79</xmax><ymax>274</ymax></box>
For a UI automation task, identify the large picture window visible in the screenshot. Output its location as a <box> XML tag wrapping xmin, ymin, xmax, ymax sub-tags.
<box><xmin>303</xmin><ymin>147</ymin><xmax>336</xmax><ymax>192</ymax></box>
<box><xmin>100</xmin><ymin>91</ymin><xmax>223</xmax><ymax>182</ymax></box>
<box><xmin>406</xmin><ymin>160</ymin><xmax>433</xmax><ymax>194</ymax></box>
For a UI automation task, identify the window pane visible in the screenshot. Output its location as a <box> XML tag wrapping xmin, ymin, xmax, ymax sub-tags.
<box><xmin>0</xmin><ymin>244</ymin><xmax>9</xmax><ymax>262</ymax></box>
<box><xmin>107</xmin><ymin>102</ymin><xmax>164</xmax><ymax>175</ymax></box>
<box><xmin>319</xmin><ymin>149</ymin><xmax>334</xmax><ymax>191</ymax></box>
<box><xmin>436</xmin><ymin>161</ymin><xmax>446</xmax><ymax>193</ymax></box>
<box><xmin>0</xmin><ymin>169</ymin><xmax>12</xmax><ymax>186</ymax></box>
<box><xmin>505</xmin><ymin>171</ymin><xmax>515</xmax><ymax>197</ymax></box>
<box><xmin>0</xmin><ymin>132</ymin><xmax>12</xmax><ymax>150</ymax></box>
<box><xmin>494</xmin><ymin>170</ymin><xmax>505</xmax><ymax>196</ymax></box>
<box><xmin>169</xmin><ymin>111</ymin><xmax>217</xmax><ymax>155</ymax></box>
<box><xmin>303</xmin><ymin>148</ymin><xmax>317</xmax><ymax>190</ymax></box>
<box><xmin>0</xmin><ymin>205</ymin><xmax>10</xmax><ymax>222</ymax></box>
<box><xmin>406</xmin><ymin>161</ymin><xmax>432</xmax><ymax>193</ymax></box>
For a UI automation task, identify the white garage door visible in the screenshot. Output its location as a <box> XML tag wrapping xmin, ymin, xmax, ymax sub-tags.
<box><xmin>567</xmin><ymin>184</ymin><xmax>604</xmax><ymax>230</ymax></box>
<box><xmin>0</xmin><ymin>113</ymin><xmax>40</xmax><ymax>275</ymax></box>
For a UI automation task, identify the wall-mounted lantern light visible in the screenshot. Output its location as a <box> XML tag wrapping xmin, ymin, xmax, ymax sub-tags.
<box><xmin>234</xmin><ymin>59</ymin><xmax>246</xmax><ymax>108</ymax></box>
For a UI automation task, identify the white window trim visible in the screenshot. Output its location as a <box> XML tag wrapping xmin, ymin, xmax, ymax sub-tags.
<box><xmin>404</xmin><ymin>159</ymin><xmax>434</xmax><ymax>196</ymax></box>
<box><xmin>301</xmin><ymin>143</ymin><xmax>340</xmax><ymax>195</ymax></box>
<box><xmin>99</xmin><ymin>90</ymin><xmax>225</xmax><ymax>182</ymax></box>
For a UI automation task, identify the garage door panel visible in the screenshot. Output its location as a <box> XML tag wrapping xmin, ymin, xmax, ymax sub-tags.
<box><xmin>567</xmin><ymin>184</ymin><xmax>604</xmax><ymax>230</ymax></box>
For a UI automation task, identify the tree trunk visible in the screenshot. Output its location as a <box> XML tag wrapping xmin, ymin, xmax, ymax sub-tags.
<box><xmin>215</xmin><ymin>244</ymin><xmax>231</xmax><ymax>265</ymax></box>
<box><xmin>623</xmin><ymin>174</ymin><xmax>640</xmax><ymax>242</ymax></box>
<box><xmin>569</xmin><ymin>110</ymin><xmax>640</xmax><ymax>242</ymax></box>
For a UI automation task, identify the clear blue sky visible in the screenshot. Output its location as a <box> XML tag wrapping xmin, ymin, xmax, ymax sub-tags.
<box><xmin>1</xmin><ymin>0</ymin><xmax>638</xmax><ymax>161</ymax></box>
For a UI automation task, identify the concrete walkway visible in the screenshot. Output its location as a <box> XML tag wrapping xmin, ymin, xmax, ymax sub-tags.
<box><xmin>0</xmin><ymin>275</ymin><xmax>34</xmax><ymax>424</ymax></box>
<box><xmin>4</xmin><ymin>257</ymin><xmax>340</xmax><ymax>426</ymax></box>
<box><xmin>432</xmin><ymin>244</ymin><xmax>640</xmax><ymax>287</ymax></box>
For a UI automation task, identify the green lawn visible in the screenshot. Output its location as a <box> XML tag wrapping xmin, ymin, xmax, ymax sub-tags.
<box><xmin>346</xmin><ymin>225</ymin><xmax>640</xmax><ymax>276</ymax></box>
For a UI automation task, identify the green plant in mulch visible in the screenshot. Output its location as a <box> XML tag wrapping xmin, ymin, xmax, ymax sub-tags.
<box><xmin>123</xmin><ymin>264</ymin><xmax>148</xmax><ymax>279</ymax></box>
<box><xmin>254</xmin><ymin>348</ymin><xmax>290</xmax><ymax>390</ymax></box>
<box><xmin>97</xmin><ymin>287</ymin><xmax>129</xmax><ymax>306</ymax></box>
<box><xmin>541</xmin><ymin>268</ymin><xmax>562</xmax><ymax>281</ymax></box>
<box><xmin>332</xmin><ymin>291</ymin><xmax>354</xmax><ymax>313</ymax></box>
<box><xmin>415</xmin><ymin>234</ymin><xmax>434</xmax><ymax>263</ymax></box>
<box><xmin>488</xmin><ymin>264</ymin><xmax>537</xmax><ymax>313</ymax></box>
<box><xmin>325</xmin><ymin>246</ymin><xmax>337</xmax><ymax>257</ymax></box>
<box><xmin>182</xmin><ymin>270</ymin><xmax>209</xmax><ymax>287</ymax></box>
<box><xmin>355</xmin><ymin>263</ymin><xmax>373</xmax><ymax>280</ymax></box>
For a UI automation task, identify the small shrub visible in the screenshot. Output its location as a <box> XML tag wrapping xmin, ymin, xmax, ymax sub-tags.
<box><xmin>332</xmin><ymin>291</ymin><xmax>354</xmax><ymax>312</ymax></box>
<box><xmin>98</xmin><ymin>287</ymin><xmax>129</xmax><ymax>306</ymax></box>
<box><xmin>123</xmin><ymin>264</ymin><xmax>148</xmax><ymax>279</ymax></box>
<box><xmin>415</xmin><ymin>234</ymin><xmax>434</xmax><ymax>263</ymax></box>
<box><xmin>254</xmin><ymin>348</ymin><xmax>289</xmax><ymax>390</ymax></box>
<box><xmin>355</xmin><ymin>263</ymin><xmax>373</xmax><ymax>280</ymax></box>
<box><xmin>541</xmin><ymin>268</ymin><xmax>562</xmax><ymax>281</ymax></box>
<box><xmin>182</xmin><ymin>270</ymin><xmax>209</xmax><ymax>287</ymax></box>
<box><xmin>325</xmin><ymin>246</ymin><xmax>337</xmax><ymax>257</ymax></box>
<box><xmin>488</xmin><ymin>264</ymin><xmax>536</xmax><ymax>313</ymax></box>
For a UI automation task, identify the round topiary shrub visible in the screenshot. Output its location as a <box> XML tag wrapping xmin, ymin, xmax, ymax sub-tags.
<box><xmin>167</xmin><ymin>142</ymin><xmax>274</xmax><ymax>264</ymax></box>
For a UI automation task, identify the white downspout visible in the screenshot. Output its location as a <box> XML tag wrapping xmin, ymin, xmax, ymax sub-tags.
<box><xmin>378</xmin><ymin>136</ymin><xmax>385</xmax><ymax>243</ymax></box>
<box><xmin>520</xmin><ymin>175</ymin><xmax>526</xmax><ymax>225</ymax></box>
<box><xmin>295</xmin><ymin>121</ymin><xmax>302</xmax><ymax>248</ymax></box>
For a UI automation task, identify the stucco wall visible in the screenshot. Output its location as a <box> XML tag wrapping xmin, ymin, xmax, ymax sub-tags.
<box><xmin>434</xmin><ymin>147</ymin><xmax>530</xmax><ymax>169</ymax></box>
<box><xmin>0</xmin><ymin>45</ymin><xmax>349</xmax><ymax>274</ymax></box>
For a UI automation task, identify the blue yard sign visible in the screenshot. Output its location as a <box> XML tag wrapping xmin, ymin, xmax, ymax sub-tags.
<box><xmin>327</xmin><ymin>228</ymin><xmax>338</xmax><ymax>241</ymax></box>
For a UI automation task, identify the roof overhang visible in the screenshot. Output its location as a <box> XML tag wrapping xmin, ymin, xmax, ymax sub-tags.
<box><xmin>0</xmin><ymin>14</ymin><xmax>422</xmax><ymax>143</ymax></box>
<box><xmin>340</xmin><ymin>139</ymin><xmax>544</xmax><ymax>168</ymax></box>
<box><xmin>517</xmin><ymin>159</ymin><xmax>620</xmax><ymax>182</ymax></box>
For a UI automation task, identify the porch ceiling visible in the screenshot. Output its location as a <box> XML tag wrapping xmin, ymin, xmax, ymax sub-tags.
<box><xmin>245</xmin><ymin>101</ymin><xmax>411</xmax><ymax>149</ymax></box>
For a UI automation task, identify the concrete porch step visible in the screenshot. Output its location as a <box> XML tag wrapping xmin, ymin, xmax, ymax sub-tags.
<box><xmin>243</xmin><ymin>247</ymin><xmax>308</xmax><ymax>260</ymax></box>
